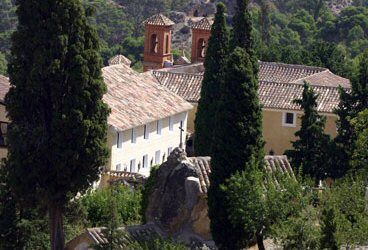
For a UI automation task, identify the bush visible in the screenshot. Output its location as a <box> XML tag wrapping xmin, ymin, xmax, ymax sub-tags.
<box><xmin>140</xmin><ymin>165</ymin><xmax>160</xmax><ymax>223</ymax></box>
<box><xmin>81</xmin><ymin>184</ymin><xmax>142</xmax><ymax>227</ymax></box>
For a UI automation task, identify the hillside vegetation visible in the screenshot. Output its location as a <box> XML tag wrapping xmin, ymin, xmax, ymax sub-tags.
<box><xmin>1</xmin><ymin>0</ymin><xmax>368</xmax><ymax>74</ymax></box>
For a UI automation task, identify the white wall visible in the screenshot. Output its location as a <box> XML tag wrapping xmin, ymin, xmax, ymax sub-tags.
<box><xmin>107</xmin><ymin>111</ymin><xmax>188</xmax><ymax>176</ymax></box>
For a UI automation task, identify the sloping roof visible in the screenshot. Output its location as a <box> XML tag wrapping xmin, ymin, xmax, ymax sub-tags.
<box><xmin>151</xmin><ymin>61</ymin><xmax>351</xmax><ymax>113</ymax></box>
<box><xmin>108</xmin><ymin>54</ymin><xmax>131</xmax><ymax>66</ymax></box>
<box><xmin>103</xmin><ymin>64</ymin><xmax>192</xmax><ymax>132</ymax></box>
<box><xmin>191</xmin><ymin>17</ymin><xmax>213</xmax><ymax>31</ymax></box>
<box><xmin>81</xmin><ymin>223</ymin><xmax>165</xmax><ymax>246</ymax></box>
<box><xmin>186</xmin><ymin>154</ymin><xmax>294</xmax><ymax>194</ymax></box>
<box><xmin>143</xmin><ymin>14</ymin><xmax>175</xmax><ymax>26</ymax></box>
<box><xmin>152</xmin><ymin>71</ymin><xmax>203</xmax><ymax>102</ymax></box>
<box><xmin>0</xmin><ymin>75</ymin><xmax>10</xmax><ymax>103</ymax></box>
<box><xmin>259</xmin><ymin>82</ymin><xmax>342</xmax><ymax>113</ymax></box>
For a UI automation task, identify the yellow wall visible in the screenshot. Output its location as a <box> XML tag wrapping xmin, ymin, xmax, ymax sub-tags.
<box><xmin>186</xmin><ymin>106</ymin><xmax>338</xmax><ymax>155</ymax></box>
<box><xmin>187</xmin><ymin>103</ymin><xmax>198</xmax><ymax>133</ymax></box>
<box><xmin>106</xmin><ymin>112</ymin><xmax>188</xmax><ymax>176</ymax></box>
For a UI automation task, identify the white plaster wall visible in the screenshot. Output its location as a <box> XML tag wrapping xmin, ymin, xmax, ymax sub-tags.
<box><xmin>107</xmin><ymin>111</ymin><xmax>188</xmax><ymax>176</ymax></box>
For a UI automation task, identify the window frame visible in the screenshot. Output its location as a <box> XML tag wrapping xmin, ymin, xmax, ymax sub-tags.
<box><xmin>131</xmin><ymin>128</ymin><xmax>136</xmax><ymax>143</ymax></box>
<box><xmin>144</xmin><ymin>124</ymin><xmax>149</xmax><ymax>139</ymax></box>
<box><xmin>282</xmin><ymin>112</ymin><xmax>297</xmax><ymax>127</ymax></box>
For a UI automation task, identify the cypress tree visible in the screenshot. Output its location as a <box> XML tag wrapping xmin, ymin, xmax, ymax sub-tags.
<box><xmin>208</xmin><ymin>47</ymin><xmax>264</xmax><ymax>249</ymax></box>
<box><xmin>285</xmin><ymin>83</ymin><xmax>332</xmax><ymax>181</ymax></box>
<box><xmin>232</xmin><ymin>0</ymin><xmax>258</xmax><ymax>73</ymax></box>
<box><xmin>5</xmin><ymin>1</ymin><xmax>109</xmax><ymax>249</ymax></box>
<box><xmin>194</xmin><ymin>3</ymin><xmax>229</xmax><ymax>156</ymax></box>
<box><xmin>334</xmin><ymin>50</ymin><xmax>368</xmax><ymax>176</ymax></box>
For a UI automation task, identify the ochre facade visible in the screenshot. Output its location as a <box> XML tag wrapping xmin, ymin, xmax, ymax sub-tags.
<box><xmin>186</xmin><ymin>107</ymin><xmax>338</xmax><ymax>155</ymax></box>
<box><xmin>143</xmin><ymin>25</ymin><xmax>173</xmax><ymax>72</ymax></box>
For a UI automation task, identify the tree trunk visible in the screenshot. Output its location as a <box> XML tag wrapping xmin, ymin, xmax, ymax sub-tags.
<box><xmin>49</xmin><ymin>205</ymin><xmax>65</xmax><ymax>250</ymax></box>
<box><xmin>256</xmin><ymin>233</ymin><xmax>265</xmax><ymax>250</ymax></box>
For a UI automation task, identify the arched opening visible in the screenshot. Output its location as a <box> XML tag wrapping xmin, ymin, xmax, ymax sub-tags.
<box><xmin>194</xmin><ymin>10</ymin><xmax>199</xmax><ymax>17</ymax></box>
<box><xmin>165</xmin><ymin>34</ymin><xmax>169</xmax><ymax>54</ymax></box>
<box><xmin>197</xmin><ymin>38</ymin><xmax>206</xmax><ymax>58</ymax></box>
<box><xmin>150</xmin><ymin>34</ymin><xmax>158</xmax><ymax>54</ymax></box>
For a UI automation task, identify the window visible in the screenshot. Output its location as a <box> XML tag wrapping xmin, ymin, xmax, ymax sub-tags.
<box><xmin>155</xmin><ymin>150</ymin><xmax>161</xmax><ymax>165</ymax></box>
<box><xmin>143</xmin><ymin>154</ymin><xmax>148</xmax><ymax>169</ymax></box>
<box><xmin>144</xmin><ymin>124</ymin><xmax>149</xmax><ymax>139</ymax></box>
<box><xmin>168</xmin><ymin>147</ymin><xmax>173</xmax><ymax>156</ymax></box>
<box><xmin>131</xmin><ymin>128</ymin><xmax>136</xmax><ymax>143</ymax></box>
<box><xmin>282</xmin><ymin>112</ymin><xmax>296</xmax><ymax>127</ymax></box>
<box><xmin>116</xmin><ymin>163</ymin><xmax>122</xmax><ymax>171</ymax></box>
<box><xmin>130</xmin><ymin>159</ymin><xmax>136</xmax><ymax>173</ymax></box>
<box><xmin>157</xmin><ymin>120</ymin><xmax>162</xmax><ymax>135</ymax></box>
<box><xmin>117</xmin><ymin>132</ymin><xmax>123</xmax><ymax>149</ymax></box>
<box><xmin>169</xmin><ymin>117</ymin><xmax>174</xmax><ymax>131</ymax></box>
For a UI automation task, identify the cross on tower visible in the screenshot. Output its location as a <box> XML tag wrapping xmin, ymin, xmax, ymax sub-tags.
<box><xmin>179</xmin><ymin>121</ymin><xmax>184</xmax><ymax>149</ymax></box>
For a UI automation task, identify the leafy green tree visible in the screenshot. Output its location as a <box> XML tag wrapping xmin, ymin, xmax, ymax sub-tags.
<box><xmin>321</xmin><ymin>174</ymin><xmax>368</xmax><ymax>247</ymax></box>
<box><xmin>5</xmin><ymin>0</ymin><xmax>109</xmax><ymax>249</ymax></box>
<box><xmin>0</xmin><ymin>52</ymin><xmax>6</xmax><ymax>75</ymax></box>
<box><xmin>208</xmin><ymin>46</ymin><xmax>264</xmax><ymax>249</ymax></box>
<box><xmin>351</xmin><ymin>109</ymin><xmax>368</xmax><ymax>171</ymax></box>
<box><xmin>335</xmin><ymin>50</ymin><xmax>368</xmax><ymax>176</ymax></box>
<box><xmin>320</xmin><ymin>208</ymin><xmax>338</xmax><ymax>250</ymax></box>
<box><xmin>194</xmin><ymin>3</ymin><xmax>229</xmax><ymax>156</ymax></box>
<box><xmin>81</xmin><ymin>184</ymin><xmax>142</xmax><ymax>227</ymax></box>
<box><xmin>285</xmin><ymin>83</ymin><xmax>332</xmax><ymax>181</ymax></box>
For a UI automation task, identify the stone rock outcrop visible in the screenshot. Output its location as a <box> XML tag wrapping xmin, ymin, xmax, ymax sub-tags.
<box><xmin>144</xmin><ymin>147</ymin><xmax>294</xmax><ymax>248</ymax></box>
<box><xmin>145</xmin><ymin>147</ymin><xmax>213</xmax><ymax>245</ymax></box>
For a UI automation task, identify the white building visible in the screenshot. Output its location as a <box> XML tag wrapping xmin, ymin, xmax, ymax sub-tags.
<box><xmin>102</xmin><ymin>60</ymin><xmax>192</xmax><ymax>176</ymax></box>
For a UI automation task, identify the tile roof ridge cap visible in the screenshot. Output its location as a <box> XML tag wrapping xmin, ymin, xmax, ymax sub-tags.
<box><xmin>260</xmin><ymin>61</ymin><xmax>326</xmax><ymax>71</ymax></box>
<box><xmin>153</xmin><ymin>70</ymin><xmax>203</xmax><ymax>76</ymax></box>
<box><xmin>293</xmin><ymin>69</ymin><xmax>329</xmax><ymax>82</ymax></box>
<box><xmin>261</xmin><ymin>79</ymin><xmax>343</xmax><ymax>90</ymax></box>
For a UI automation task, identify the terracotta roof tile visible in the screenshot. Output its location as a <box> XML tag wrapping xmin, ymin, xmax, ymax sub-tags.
<box><xmin>0</xmin><ymin>75</ymin><xmax>10</xmax><ymax>103</ymax></box>
<box><xmin>152</xmin><ymin>71</ymin><xmax>202</xmax><ymax>102</ymax></box>
<box><xmin>102</xmin><ymin>64</ymin><xmax>192</xmax><ymax>131</ymax></box>
<box><xmin>108</xmin><ymin>54</ymin><xmax>131</xmax><ymax>66</ymax></box>
<box><xmin>259</xmin><ymin>61</ymin><xmax>326</xmax><ymax>83</ymax></box>
<box><xmin>143</xmin><ymin>14</ymin><xmax>175</xmax><ymax>26</ymax></box>
<box><xmin>191</xmin><ymin>17</ymin><xmax>213</xmax><ymax>31</ymax></box>
<box><xmin>187</xmin><ymin>155</ymin><xmax>295</xmax><ymax>193</ymax></box>
<box><xmin>152</xmin><ymin>61</ymin><xmax>351</xmax><ymax>113</ymax></box>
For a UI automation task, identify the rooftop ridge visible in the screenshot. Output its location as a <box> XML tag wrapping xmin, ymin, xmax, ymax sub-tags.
<box><xmin>152</xmin><ymin>70</ymin><xmax>203</xmax><ymax>77</ymax></box>
<box><xmin>142</xmin><ymin>14</ymin><xmax>175</xmax><ymax>26</ymax></box>
<box><xmin>260</xmin><ymin>61</ymin><xmax>327</xmax><ymax>72</ymax></box>
<box><xmin>261</xmin><ymin>79</ymin><xmax>350</xmax><ymax>90</ymax></box>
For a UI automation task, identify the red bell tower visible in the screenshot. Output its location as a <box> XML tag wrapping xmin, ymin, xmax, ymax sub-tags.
<box><xmin>191</xmin><ymin>17</ymin><xmax>213</xmax><ymax>63</ymax></box>
<box><xmin>143</xmin><ymin>14</ymin><xmax>175</xmax><ymax>72</ymax></box>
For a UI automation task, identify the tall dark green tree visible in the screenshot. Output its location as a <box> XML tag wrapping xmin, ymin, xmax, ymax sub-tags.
<box><xmin>208</xmin><ymin>47</ymin><xmax>264</xmax><ymax>249</ymax></box>
<box><xmin>194</xmin><ymin>3</ymin><xmax>229</xmax><ymax>156</ymax></box>
<box><xmin>5</xmin><ymin>0</ymin><xmax>109</xmax><ymax>249</ymax></box>
<box><xmin>334</xmin><ymin>50</ymin><xmax>368</xmax><ymax>176</ymax></box>
<box><xmin>232</xmin><ymin>0</ymin><xmax>258</xmax><ymax>74</ymax></box>
<box><xmin>285</xmin><ymin>83</ymin><xmax>332</xmax><ymax>181</ymax></box>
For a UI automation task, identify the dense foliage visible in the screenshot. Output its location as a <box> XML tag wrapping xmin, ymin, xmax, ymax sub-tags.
<box><xmin>1</xmin><ymin>0</ymin><xmax>368</xmax><ymax>74</ymax></box>
<box><xmin>194</xmin><ymin>3</ymin><xmax>229</xmax><ymax>156</ymax></box>
<box><xmin>334</xmin><ymin>50</ymin><xmax>368</xmax><ymax>176</ymax></box>
<box><xmin>81</xmin><ymin>184</ymin><xmax>142</xmax><ymax>227</ymax></box>
<box><xmin>5</xmin><ymin>0</ymin><xmax>109</xmax><ymax>248</ymax></box>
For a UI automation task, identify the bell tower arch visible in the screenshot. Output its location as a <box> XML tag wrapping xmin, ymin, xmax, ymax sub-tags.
<box><xmin>191</xmin><ymin>17</ymin><xmax>213</xmax><ymax>63</ymax></box>
<box><xmin>143</xmin><ymin>14</ymin><xmax>174</xmax><ymax>72</ymax></box>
